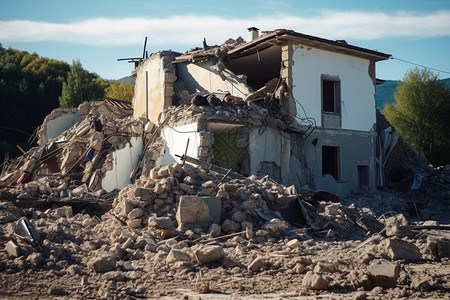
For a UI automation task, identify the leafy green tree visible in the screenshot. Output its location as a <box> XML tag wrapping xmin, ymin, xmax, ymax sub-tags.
<box><xmin>383</xmin><ymin>68</ymin><xmax>450</xmax><ymax>166</ymax></box>
<box><xmin>59</xmin><ymin>59</ymin><xmax>105</xmax><ymax>107</ymax></box>
<box><xmin>105</xmin><ymin>79</ymin><xmax>134</xmax><ymax>101</ymax></box>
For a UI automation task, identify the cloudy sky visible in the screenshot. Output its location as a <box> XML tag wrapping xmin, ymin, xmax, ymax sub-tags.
<box><xmin>1</xmin><ymin>0</ymin><xmax>449</xmax><ymax>80</ymax></box>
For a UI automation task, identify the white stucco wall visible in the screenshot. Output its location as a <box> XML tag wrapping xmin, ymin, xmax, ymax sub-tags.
<box><xmin>101</xmin><ymin>137</ymin><xmax>143</xmax><ymax>192</ymax></box>
<box><xmin>291</xmin><ymin>46</ymin><xmax>376</xmax><ymax>131</ymax></box>
<box><xmin>43</xmin><ymin>111</ymin><xmax>84</xmax><ymax>143</ymax></box>
<box><xmin>176</xmin><ymin>61</ymin><xmax>253</xmax><ymax>98</ymax></box>
<box><xmin>158</xmin><ymin>123</ymin><xmax>201</xmax><ymax>166</ymax></box>
<box><xmin>248</xmin><ymin>126</ymin><xmax>291</xmax><ymax>185</ymax></box>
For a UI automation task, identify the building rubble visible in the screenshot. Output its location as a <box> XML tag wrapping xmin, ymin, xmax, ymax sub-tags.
<box><xmin>0</xmin><ymin>96</ymin><xmax>449</xmax><ymax>298</ymax></box>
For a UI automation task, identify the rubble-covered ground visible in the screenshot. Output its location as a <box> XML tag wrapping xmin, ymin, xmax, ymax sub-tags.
<box><xmin>1</xmin><ymin>100</ymin><xmax>449</xmax><ymax>299</ymax></box>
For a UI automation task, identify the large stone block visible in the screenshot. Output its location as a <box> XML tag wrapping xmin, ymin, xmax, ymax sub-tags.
<box><xmin>176</xmin><ymin>196</ymin><xmax>210</xmax><ymax>229</ymax></box>
<box><xmin>379</xmin><ymin>238</ymin><xmax>421</xmax><ymax>261</ymax></box>
<box><xmin>366</xmin><ymin>260</ymin><xmax>399</xmax><ymax>288</ymax></box>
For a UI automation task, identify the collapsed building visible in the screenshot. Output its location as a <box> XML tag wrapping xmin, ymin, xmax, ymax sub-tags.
<box><xmin>132</xmin><ymin>28</ymin><xmax>391</xmax><ymax>196</ymax></box>
<box><xmin>1</xmin><ymin>28</ymin><xmax>394</xmax><ymax>200</ymax></box>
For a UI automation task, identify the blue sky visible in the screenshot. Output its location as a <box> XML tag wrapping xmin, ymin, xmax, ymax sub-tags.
<box><xmin>1</xmin><ymin>0</ymin><xmax>449</xmax><ymax>80</ymax></box>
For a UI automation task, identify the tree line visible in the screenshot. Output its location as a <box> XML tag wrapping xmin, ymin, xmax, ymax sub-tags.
<box><xmin>0</xmin><ymin>44</ymin><xmax>134</xmax><ymax>162</ymax></box>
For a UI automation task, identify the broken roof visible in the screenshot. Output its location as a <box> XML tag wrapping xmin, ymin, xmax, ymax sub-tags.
<box><xmin>174</xmin><ymin>29</ymin><xmax>391</xmax><ymax>65</ymax></box>
<box><xmin>227</xmin><ymin>29</ymin><xmax>391</xmax><ymax>61</ymax></box>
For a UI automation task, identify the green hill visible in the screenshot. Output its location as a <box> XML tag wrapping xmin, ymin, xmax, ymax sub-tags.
<box><xmin>376</xmin><ymin>77</ymin><xmax>450</xmax><ymax>110</ymax></box>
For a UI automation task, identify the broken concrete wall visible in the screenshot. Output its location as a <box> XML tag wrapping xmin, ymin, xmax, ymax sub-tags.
<box><xmin>175</xmin><ymin>60</ymin><xmax>253</xmax><ymax>99</ymax></box>
<box><xmin>248</xmin><ymin>126</ymin><xmax>291</xmax><ymax>185</ymax></box>
<box><xmin>158</xmin><ymin>123</ymin><xmax>202</xmax><ymax>167</ymax></box>
<box><xmin>101</xmin><ymin>136</ymin><xmax>143</xmax><ymax>192</ymax></box>
<box><xmin>37</xmin><ymin>106</ymin><xmax>87</xmax><ymax>146</ymax></box>
<box><xmin>133</xmin><ymin>51</ymin><xmax>177</xmax><ymax>124</ymax></box>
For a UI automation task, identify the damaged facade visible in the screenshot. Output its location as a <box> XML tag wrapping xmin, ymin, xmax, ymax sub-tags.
<box><xmin>132</xmin><ymin>28</ymin><xmax>390</xmax><ymax>196</ymax></box>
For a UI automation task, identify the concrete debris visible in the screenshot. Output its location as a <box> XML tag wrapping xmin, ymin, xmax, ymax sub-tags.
<box><xmin>87</xmin><ymin>255</ymin><xmax>117</xmax><ymax>273</ymax></box>
<box><xmin>302</xmin><ymin>271</ymin><xmax>330</xmax><ymax>290</ymax></box>
<box><xmin>0</xmin><ymin>66</ymin><xmax>448</xmax><ymax>298</ymax></box>
<box><xmin>427</xmin><ymin>236</ymin><xmax>450</xmax><ymax>259</ymax></box>
<box><xmin>247</xmin><ymin>256</ymin><xmax>265</xmax><ymax>272</ymax></box>
<box><xmin>378</xmin><ymin>238</ymin><xmax>421</xmax><ymax>261</ymax></box>
<box><xmin>5</xmin><ymin>240</ymin><xmax>21</xmax><ymax>257</ymax></box>
<box><xmin>385</xmin><ymin>213</ymin><xmax>411</xmax><ymax>238</ymax></box>
<box><xmin>366</xmin><ymin>260</ymin><xmax>400</xmax><ymax>289</ymax></box>
<box><xmin>166</xmin><ymin>248</ymin><xmax>192</xmax><ymax>265</ymax></box>
<box><xmin>176</xmin><ymin>195</ymin><xmax>210</xmax><ymax>230</ymax></box>
<box><xmin>194</xmin><ymin>245</ymin><xmax>225</xmax><ymax>265</ymax></box>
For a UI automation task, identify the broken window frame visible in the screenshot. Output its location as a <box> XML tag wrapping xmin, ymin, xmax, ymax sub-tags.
<box><xmin>322</xmin><ymin>145</ymin><xmax>340</xmax><ymax>181</ymax></box>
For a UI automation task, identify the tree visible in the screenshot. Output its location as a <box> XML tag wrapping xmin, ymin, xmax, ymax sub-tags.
<box><xmin>59</xmin><ymin>59</ymin><xmax>105</xmax><ymax>107</ymax></box>
<box><xmin>0</xmin><ymin>47</ymin><xmax>72</xmax><ymax>162</ymax></box>
<box><xmin>105</xmin><ymin>79</ymin><xmax>134</xmax><ymax>101</ymax></box>
<box><xmin>383</xmin><ymin>68</ymin><xmax>450</xmax><ymax>166</ymax></box>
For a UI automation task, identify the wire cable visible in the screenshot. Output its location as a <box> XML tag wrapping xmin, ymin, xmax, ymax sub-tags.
<box><xmin>391</xmin><ymin>57</ymin><xmax>450</xmax><ymax>75</ymax></box>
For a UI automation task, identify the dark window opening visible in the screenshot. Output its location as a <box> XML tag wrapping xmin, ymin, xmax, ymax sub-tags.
<box><xmin>358</xmin><ymin>165</ymin><xmax>369</xmax><ymax>187</ymax></box>
<box><xmin>322</xmin><ymin>146</ymin><xmax>339</xmax><ymax>180</ymax></box>
<box><xmin>322</xmin><ymin>79</ymin><xmax>341</xmax><ymax>113</ymax></box>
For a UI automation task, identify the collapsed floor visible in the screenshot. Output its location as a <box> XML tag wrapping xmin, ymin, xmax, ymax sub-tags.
<box><xmin>0</xmin><ymin>100</ymin><xmax>449</xmax><ymax>299</ymax></box>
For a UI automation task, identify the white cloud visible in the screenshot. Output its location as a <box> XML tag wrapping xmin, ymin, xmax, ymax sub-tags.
<box><xmin>1</xmin><ymin>10</ymin><xmax>450</xmax><ymax>47</ymax></box>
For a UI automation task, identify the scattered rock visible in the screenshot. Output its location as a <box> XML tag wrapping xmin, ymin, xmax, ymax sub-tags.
<box><xmin>55</xmin><ymin>206</ymin><xmax>73</xmax><ymax>218</ymax></box>
<box><xmin>286</xmin><ymin>239</ymin><xmax>300</xmax><ymax>249</ymax></box>
<box><xmin>5</xmin><ymin>240</ymin><xmax>21</xmax><ymax>257</ymax></box>
<box><xmin>302</xmin><ymin>271</ymin><xmax>330</xmax><ymax>290</ymax></box>
<box><xmin>248</xmin><ymin>256</ymin><xmax>264</xmax><ymax>272</ymax></box>
<box><xmin>385</xmin><ymin>214</ymin><xmax>411</xmax><ymax>238</ymax></box>
<box><xmin>194</xmin><ymin>245</ymin><xmax>225</xmax><ymax>265</ymax></box>
<box><xmin>427</xmin><ymin>236</ymin><xmax>450</xmax><ymax>259</ymax></box>
<box><xmin>88</xmin><ymin>255</ymin><xmax>117</xmax><ymax>273</ymax></box>
<box><xmin>166</xmin><ymin>249</ymin><xmax>192</xmax><ymax>264</ymax></box>
<box><xmin>127</xmin><ymin>208</ymin><xmax>144</xmax><ymax>220</ymax></box>
<box><xmin>27</xmin><ymin>252</ymin><xmax>44</xmax><ymax>267</ymax></box>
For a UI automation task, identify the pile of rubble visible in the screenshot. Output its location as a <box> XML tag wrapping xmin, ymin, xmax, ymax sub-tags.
<box><xmin>0</xmin><ymin>99</ymin><xmax>449</xmax><ymax>299</ymax></box>
<box><xmin>1</xmin><ymin>158</ymin><xmax>449</xmax><ymax>298</ymax></box>
<box><xmin>1</xmin><ymin>100</ymin><xmax>147</xmax><ymax>204</ymax></box>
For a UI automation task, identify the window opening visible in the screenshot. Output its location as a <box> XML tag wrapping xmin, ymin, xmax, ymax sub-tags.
<box><xmin>357</xmin><ymin>165</ymin><xmax>369</xmax><ymax>187</ymax></box>
<box><xmin>322</xmin><ymin>146</ymin><xmax>339</xmax><ymax>180</ymax></box>
<box><xmin>322</xmin><ymin>79</ymin><xmax>341</xmax><ymax>113</ymax></box>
